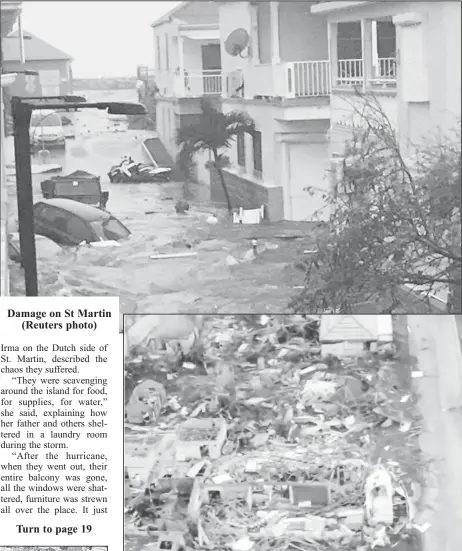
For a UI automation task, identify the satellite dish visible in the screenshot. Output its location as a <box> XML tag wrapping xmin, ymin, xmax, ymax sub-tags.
<box><xmin>225</xmin><ymin>28</ymin><xmax>250</xmax><ymax>57</ymax></box>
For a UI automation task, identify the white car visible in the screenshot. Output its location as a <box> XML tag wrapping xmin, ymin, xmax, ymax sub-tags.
<box><xmin>30</xmin><ymin>111</ymin><xmax>66</xmax><ymax>149</ymax></box>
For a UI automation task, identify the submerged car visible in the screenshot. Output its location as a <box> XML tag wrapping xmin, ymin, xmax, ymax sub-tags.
<box><xmin>34</xmin><ymin>198</ymin><xmax>131</xmax><ymax>246</ymax></box>
<box><xmin>8</xmin><ymin>232</ymin><xmax>63</xmax><ymax>266</ymax></box>
<box><xmin>30</xmin><ymin>111</ymin><xmax>66</xmax><ymax>149</ymax></box>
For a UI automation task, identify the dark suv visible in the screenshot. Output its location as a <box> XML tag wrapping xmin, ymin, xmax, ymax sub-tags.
<box><xmin>34</xmin><ymin>198</ymin><xmax>130</xmax><ymax>246</ymax></box>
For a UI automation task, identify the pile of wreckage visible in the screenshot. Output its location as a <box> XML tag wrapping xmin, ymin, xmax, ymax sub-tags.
<box><xmin>124</xmin><ymin>315</ymin><xmax>423</xmax><ymax>551</ymax></box>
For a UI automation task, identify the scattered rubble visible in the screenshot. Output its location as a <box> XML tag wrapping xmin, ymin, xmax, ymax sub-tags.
<box><xmin>124</xmin><ymin>315</ymin><xmax>422</xmax><ymax>551</ymax></box>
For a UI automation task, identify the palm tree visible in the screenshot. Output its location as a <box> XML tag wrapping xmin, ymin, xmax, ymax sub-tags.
<box><xmin>176</xmin><ymin>99</ymin><xmax>255</xmax><ymax>214</ymax></box>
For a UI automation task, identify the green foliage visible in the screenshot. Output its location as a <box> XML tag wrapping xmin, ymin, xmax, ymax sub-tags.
<box><xmin>176</xmin><ymin>99</ymin><xmax>255</xmax><ymax>212</ymax></box>
<box><xmin>291</xmin><ymin>93</ymin><xmax>461</xmax><ymax>313</ymax></box>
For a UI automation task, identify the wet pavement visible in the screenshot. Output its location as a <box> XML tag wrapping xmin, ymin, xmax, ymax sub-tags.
<box><xmin>408</xmin><ymin>315</ymin><xmax>462</xmax><ymax>551</ymax></box>
<box><xmin>6</xmin><ymin>89</ymin><xmax>316</xmax><ymax>314</ymax></box>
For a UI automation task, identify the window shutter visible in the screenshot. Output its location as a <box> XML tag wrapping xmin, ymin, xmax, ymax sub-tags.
<box><xmin>400</xmin><ymin>23</ymin><xmax>429</xmax><ymax>102</ymax></box>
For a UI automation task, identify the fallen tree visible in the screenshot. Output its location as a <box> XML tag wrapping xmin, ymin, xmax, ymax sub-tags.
<box><xmin>291</xmin><ymin>93</ymin><xmax>461</xmax><ymax>313</ymax></box>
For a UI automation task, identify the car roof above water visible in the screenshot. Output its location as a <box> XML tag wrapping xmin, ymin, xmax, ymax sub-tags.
<box><xmin>35</xmin><ymin>198</ymin><xmax>110</xmax><ymax>222</ymax></box>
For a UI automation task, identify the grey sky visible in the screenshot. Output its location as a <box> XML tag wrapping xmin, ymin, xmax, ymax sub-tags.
<box><xmin>20</xmin><ymin>1</ymin><xmax>181</xmax><ymax>78</ymax></box>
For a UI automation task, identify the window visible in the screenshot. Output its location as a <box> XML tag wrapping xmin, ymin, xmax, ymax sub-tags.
<box><xmin>237</xmin><ymin>134</ymin><xmax>245</xmax><ymax>168</ymax></box>
<box><xmin>165</xmin><ymin>34</ymin><xmax>169</xmax><ymax>71</ymax></box>
<box><xmin>337</xmin><ymin>22</ymin><xmax>362</xmax><ymax>60</ymax></box>
<box><xmin>252</xmin><ymin>131</ymin><xmax>262</xmax><ymax>176</ymax></box>
<box><xmin>66</xmin><ymin>214</ymin><xmax>94</xmax><ymax>244</ymax></box>
<box><xmin>256</xmin><ymin>3</ymin><xmax>272</xmax><ymax>64</ymax></box>
<box><xmin>90</xmin><ymin>218</ymin><xmax>130</xmax><ymax>241</ymax></box>
<box><xmin>31</xmin><ymin>112</ymin><xmax>62</xmax><ymax>128</ymax></box>
<box><xmin>156</xmin><ymin>36</ymin><xmax>161</xmax><ymax>71</ymax></box>
<box><xmin>336</xmin><ymin>22</ymin><xmax>363</xmax><ymax>85</ymax></box>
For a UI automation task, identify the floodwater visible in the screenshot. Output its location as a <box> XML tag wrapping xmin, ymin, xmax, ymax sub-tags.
<box><xmin>6</xmin><ymin>89</ymin><xmax>309</xmax><ymax>315</ymax></box>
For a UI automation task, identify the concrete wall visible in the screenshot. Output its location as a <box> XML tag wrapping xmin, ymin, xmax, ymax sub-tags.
<box><xmin>153</xmin><ymin>20</ymin><xmax>179</xmax><ymax>96</ymax></box>
<box><xmin>210</xmin><ymin>167</ymin><xmax>284</xmax><ymax>221</ymax></box>
<box><xmin>279</xmin><ymin>2</ymin><xmax>328</xmax><ymax>62</ymax></box>
<box><xmin>219</xmin><ymin>1</ymin><xmax>253</xmax><ymax>99</ymax></box>
<box><xmin>222</xmin><ymin>100</ymin><xmax>280</xmax><ymax>187</ymax></box>
<box><xmin>2</xmin><ymin>59</ymin><xmax>72</xmax><ymax>96</ymax></box>
<box><xmin>156</xmin><ymin>98</ymin><xmax>178</xmax><ymax>158</ymax></box>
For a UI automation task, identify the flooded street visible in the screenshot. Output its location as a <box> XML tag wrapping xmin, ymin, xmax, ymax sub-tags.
<box><xmin>6</xmin><ymin>89</ymin><xmax>313</xmax><ymax>314</ymax></box>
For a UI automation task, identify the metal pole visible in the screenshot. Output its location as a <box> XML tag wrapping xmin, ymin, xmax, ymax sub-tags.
<box><xmin>12</xmin><ymin>97</ymin><xmax>38</xmax><ymax>296</ymax></box>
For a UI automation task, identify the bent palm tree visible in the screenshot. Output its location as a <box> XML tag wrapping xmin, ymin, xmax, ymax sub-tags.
<box><xmin>176</xmin><ymin>99</ymin><xmax>255</xmax><ymax>214</ymax></box>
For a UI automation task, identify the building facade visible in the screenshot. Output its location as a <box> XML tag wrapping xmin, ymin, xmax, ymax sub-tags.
<box><xmin>152</xmin><ymin>0</ymin><xmax>221</xmax><ymax>187</ymax></box>
<box><xmin>312</xmin><ymin>1</ymin><xmax>461</xmax><ymax>159</ymax></box>
<box><xmin>217</xmin><ymin>1</ymin><xmax>332</xmax><ymax>221</ymax></box>
<box><xmin>151</xmin><ymin>0</ymin><xmax>460</xmax><ymax>224</ymax></box>
<box><xmin>2</xmin><ymin>30</ymin><xmax>73</xmax><ymax>97</ymax></box>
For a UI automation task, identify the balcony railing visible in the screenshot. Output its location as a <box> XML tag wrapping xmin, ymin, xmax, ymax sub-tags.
<box><xmin>370</xmin><ymin>57</ymin><xmax>397</xmax><ymax>88</ymax></box>
<box><xmin>184</xmin><ymin>70</ymin><xmax>222</xmax><ymax>97</ymax></box>
<box><xmin>286</xmin><ymin>60</ymin><xmax>331</xmax><ymax>98</ymax></box>
<box><xmin>337</xmin><ymin>59</ymin><xmax>364</xmax><ymax>87</ymax></box>
<box><xmin>336</xmin><ymin>57</ymin><xmax>397</xmax><ymax>88</ymax></box>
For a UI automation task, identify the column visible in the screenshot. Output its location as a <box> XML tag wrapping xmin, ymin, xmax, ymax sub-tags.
<box><xmin>177</xmin><ymin>34</ymin><xmax>185</xmax><ymax>97</ymax></box>
<box><xmin>361</xmin><ymin>18</ymin><xmax>373</xmax><ymax>92</ymax></box>
<box><xmin>270</xmin><ymin>2</ymin><xmax>282</xmax><ymax>96</ymax></box>
<box><xmin>328</xmin><ymin>22</ymin><xmax>338</xmax><ymax>89</ymax></box>
<box><xmin>270</xmin><ymin>1</ymin><xmax>280</xmax><ymax>64</ymax></box>
<box><xmin>280</xmin><ymin>139</ymin><xmax>290</xmax><ymax>220</ymax></box>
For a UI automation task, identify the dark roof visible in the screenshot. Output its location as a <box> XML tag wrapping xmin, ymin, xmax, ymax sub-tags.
<box><xmin>2</xmin><ymin>30</ymin><xmax>73</xmax><ymax>62</ymax></box>
<box><xmin>61</xmin><ymin>170</ymin><xmax>99</xmax><ymax>180</ymax></box>
<box><xmin>35</xmin><ymin>198</ymin><xmax>110</xmax><ymax>222</ymax></box>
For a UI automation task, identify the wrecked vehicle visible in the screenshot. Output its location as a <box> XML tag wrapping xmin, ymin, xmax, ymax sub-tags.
<box><xmin>8</xmin><ymin>232</ymin><xmax>64</xmax><ymax>266</ymax></box>
<box><xmin>34</xmin><ymin>198</ymin><xmax>130</xmax><ymax>247</ymax></box>
<box><xmin>29</xmin><ymin>111</ymin><xmax>66</xmax><ymax>150</ymax></box>
<box><xmin>41</xmin><ymin>170</ymin><xmax>109</xmax><ymax>209</ymax></box>
<box><xmin>108</xmin><ymin>156</ymin><xmax>171</xmax><ymax>183</ymax></box>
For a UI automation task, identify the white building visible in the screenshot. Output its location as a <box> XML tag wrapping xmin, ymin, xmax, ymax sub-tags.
<box><xmin>151</xmin><ymin>1</ymin><xmax>221</xmax><ymax>187</ymax></box>
<box><xmin>311</xmin><ymin>1</ymin><xmax>461</xmax><ymax>159</ymax></box>
<box><xmin>151</xmin><ymin>1</ymin><xmax>460</xmax><ymax>223</ymax></box>
<box><xmin>217</xmin><ymin>0</ymin><xmax>332</xmax><ymax>221</ymax></box>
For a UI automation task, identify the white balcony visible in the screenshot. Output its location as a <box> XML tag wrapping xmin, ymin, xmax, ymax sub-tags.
<box><xmin>337</xmin><ymin>59</ymin><xmax>364</xmax><ymax>87</ymax></box>
<box><xmin>184</xmin><ymin>70</ymin><xmax>222</xmax><ymax>97</ymax></box>
<box><xmin>285</xmin><ymin>60</ymin><xmax>331</xmax><ymax>98</ymax></box>
<box><xmin>230</xmin><ymin>61</ymin><xmax>331</xmax><ymax>100</ymax></box>
<box><xmin>335</xmin><ymin>57</ymin><xmax>397</xmax><ymax>88</ymax></box>
<box><xmin>369</xmin><ymin>57</ymin><xmax>397</xmax><ymax>88</ymax></box>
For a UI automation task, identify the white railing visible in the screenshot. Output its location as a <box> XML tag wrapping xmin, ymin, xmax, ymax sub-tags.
<box><xmin>184</xmin><ymin>70</ymin><xmax>222</xmax><ymax>97</ymax></box>
<box><xmin>286</xmin><ymin>61</ymin><xmax>331</xmax><ymax>98</ymax></box>
<box><xmin>369</xmin><ymin>57</ymin><xmax>397</xmax><ymax>88</ymax></box>
<box><xmin>377</xmin><ymin>57</ymin><xmax>396</xmax><ymax>79</ymax></box>
<box><xmin>336</xmin><ymin>59</ymin><xmax>364</xmax><ymax>86</ymax></box>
